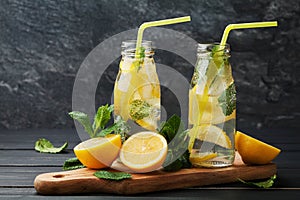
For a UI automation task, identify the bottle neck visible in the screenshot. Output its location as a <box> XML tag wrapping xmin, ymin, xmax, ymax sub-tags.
<box><xmin>121</xmin><ymin>40</ymin><xmax>154</xmax><ymax>59</ymax></box>
<box><xmin>197</xmin><ymin>43</ymin><xmax>230</xmax><ymax>59</ymax></box>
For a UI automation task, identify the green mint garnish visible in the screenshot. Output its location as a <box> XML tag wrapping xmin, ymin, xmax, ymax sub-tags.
<box><xmin>92</xmin><ymin>104</ymin><xmax>114</xmax><ymax>135</ymax></box>
<box><xmin>159</xmin><ymin>115</ymin><xmax>191</xmax><ymax>171</ymax></box>
<box><xmin>133</xmin><ymin>46</ymin><xmax>146</xmax><ymax>71</ymax></box>
<box><xmin>94</xmin><ymin>170</ymin><xmax>132</xmax><ymax>181</ymax></box>
<box><xmin>238</xmin><ymin>174</ymin><xmax>277</xmax><ymax>188</ymax></box>
<box><xmin>69</xmin><ymin>104</ymin><xmax>114</xmax><ymax>138</ymax></box>
<box><xmin>63</xmin><ymin>157</ymin><xmax>85</xmax><ymax>171</ymax></box>
<box><xmin>139</xmin><ymin>46</ymin><xmax>145</xmax><ymax>59</ymax></box>
<box><xmin>218</xmin><ymin>83</ymin><xmax>236</xmax><ymax>116</ymax></box>
<box><xmin>35</xmin><ymin>138</ymin><xmax>68</xmax><ymax>154</ymax></box>
<box><xmin>129</xmin><ymin>99</ymin><xmax>151</xmax><ymax>121</ymax></box>
<box><xmin>69</xmin><ymin>111</ymin><xmax>94</xmax><ymax>137</ymax></box>
<box><xmin>96</xmin><ymin>116</ymin><xmax>129</xmax><ymax>142</ymax></box>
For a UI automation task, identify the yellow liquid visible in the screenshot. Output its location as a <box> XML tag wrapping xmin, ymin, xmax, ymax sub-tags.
<box><xmin>189</xmin><ymin>60</ymin><xmax>236</xmax><ymax>168</ymax></box>
<box><xmin>114</xmin><ymin>57</ymin><xmax>160</xmax><ymax>131</ymax></box>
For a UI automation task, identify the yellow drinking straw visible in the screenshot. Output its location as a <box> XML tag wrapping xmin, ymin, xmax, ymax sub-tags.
<box><xmin>135</xmin><ymin>16</ymin><xmax>191</xmax><ymax>58</ymax></box>
<box><xmin>220</xmin><ymin>21</ymin><xmax>278</xmax><ymax>46</ymax></box>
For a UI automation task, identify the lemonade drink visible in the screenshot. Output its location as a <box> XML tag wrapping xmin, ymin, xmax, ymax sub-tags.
<box><xmin>189</xmin><ymin>43</ymin><xmax>236</xmax><ymax>167</ymax></box>
<box><xmin>114</xmin><ymin>40</ymin><xmax>160</xmax><ymax>132</ymax></box>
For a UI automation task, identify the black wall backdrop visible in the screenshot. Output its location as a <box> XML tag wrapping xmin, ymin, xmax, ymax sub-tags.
<box><xmin>0</xmin><ymin>0</ymin><xmax>299</xmax><ymax>129</ymax></box>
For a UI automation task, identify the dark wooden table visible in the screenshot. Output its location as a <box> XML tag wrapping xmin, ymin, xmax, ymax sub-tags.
<box><xmin>0</xmin><ymin>128</ymin><xmax>299</xmax><ymax>199</ymax></box>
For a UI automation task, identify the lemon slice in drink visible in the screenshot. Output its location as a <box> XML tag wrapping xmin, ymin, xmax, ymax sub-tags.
<box><xmin>189</xmin><ymin>85</ymin><xmax>235</xmax><ymax>125</ymax></box>
<box><xmin>120</xmin><ymin>131</ymin><xmax>167</xmax><ymax>173</ymax></box>
<box><xmin>189</xmin><ymin>125</ymin><xmax>232</xmax><ymax>151</ymax></box>
<box><xmin>129</xmin><ymin>84</ymin><xmax>160</xmax><ymax>131</ymax></box>
<box><xmin>189</xmin><ymin>152</ymin><xmax>218</xmax><ymax>163</ymax></box>
<box><xmin>136</xmin><ymin>117</ymin><xmax>158</xmax><ymax>131</ymax></box>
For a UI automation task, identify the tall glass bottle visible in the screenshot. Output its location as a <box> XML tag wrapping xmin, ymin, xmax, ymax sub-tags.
<box><xmin>114</xmin><ymin>40</ymin><xmax>160</xmax><ymax>133</ymax></box>
<box><xmin>188</xmin><ymin>43</ymin><xmax>236</xmax><ymax>167</ymax></box>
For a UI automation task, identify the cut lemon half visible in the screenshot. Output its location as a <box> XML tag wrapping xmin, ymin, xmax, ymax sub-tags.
<box><xmin>74</xmin><ymin>134</ymin><xmax>122</xmax><ymax>169</ymax></box>
<box><xmin>189</xmin><ymin>152</ymin><xmax>218</xmax><ymax>164</ymax></box>
<box><xmin>120</xmin><ymin>131</ymin><xmax>167</xmax><ymax>173</ymax></box>
<box><xmin>189</xmin><ymin>125</ymin><xmax>232</xmax><ymax>151</ymax></box>
<box><xmin>235</xmin><ymin>131</ymin><xmax>281</xmax><ymax>165</ymax></box>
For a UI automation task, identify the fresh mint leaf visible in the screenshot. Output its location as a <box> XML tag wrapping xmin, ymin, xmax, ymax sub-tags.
<box><xmin>238</xmin><ymin>175</ymin><xmax>277</xmax><ymax>188</ymax></box>
<box><xmin>96</xmin><ymin>123</ymin><xmax>118</xmax><ymax>137</ymax></box>
<box><xmin>139</xmin><ymin>46</ymin><xmax>145</xmax><ymax>59</ymax></box>
<box><xmin>158</xmin><ymin>115</ymin><xmax>184</xmax><ymax>142</ymax></box>
<box><xmin>93</xmin><ymin>104</ymin><xmax>114</xmax><ymax>135</ymax></box>
<box><xmin>63</xmin><ymin>157</ymin><xmax>85</xmax><ymax>171</ymax></box>
<box><xmin>94</xmin><ymin>170</ymin><xmax>132</xmax><ymax>181</ymax></box>
<box><xmin>69</xmin><ymin>111</ymin><xmax>94</xmax><ymax>137</ymax></box>
<box><xmin>218</xmin><ymin>83</ymin><xmax>236</xmax><ymax>116</ymax></box>
<box><xmin>159</xmin><ymin>115</ymin><xmax>191</xmax><ymax>171</ymax></box>
<box><xmin>96</xmin><ymin>116</ymin><xmax>129</xmax><ymax>142</ymax></box>
<box><xmin>35</xmin><ymin>138</ymin><xmax>68</xmax><ymax>154</ymax></box>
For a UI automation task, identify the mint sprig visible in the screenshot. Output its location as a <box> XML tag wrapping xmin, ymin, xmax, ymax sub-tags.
<box><xmin>35</xmin><ymin>138</ymin><xmax>68</xmax><ymax>154</ymax></box>
<box><xmin>129</xmin><ymin>99</ymin><xmax>151</xmax><ymax>121</ymax></box>
<box><xmin>159</xmin><ymin>115</ymin><xmax>191</xmax><ymax>171</ymax></box>
<box><xmin>69</xmin><ymin>104</ymin><xmax>118</xmax><ymax>138</ymax></box>
<box><xmin>69</xmin><ymin>111</ymin><xmax>94</xmax><ymax>136</ymax></box>
<box><xmin>63</xmin><ymin>157</ymin><xmax>85</xmax><ymax>171</ymax></box>
<box><xmin>96</xmin><ymin>116</ymin><xmax>129</xmax><ymax>142</ymax></box>
<box><xmin>93</xmin><ymin>104</ymin><xmax>114</xmax><ymax>135</ymax></box>
<box><xmin>238</xmin><ymin>174</ymin><xmax>277</xmax><ymax>188</ymax></box>
<box><xmin>94</xmin><ymin>170</ymin><xmax>132</xmax><ymax>181</ymax></box>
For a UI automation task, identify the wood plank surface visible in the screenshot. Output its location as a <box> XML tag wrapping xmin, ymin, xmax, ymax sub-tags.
<box><xmin>0</xmin><ymin>128</ymin><xmax>299</xmax><ymax>150</ymax></box>
<box><xmin>1</xmin><ymin>188</ymin><xmax>299</xmax><ymax>199</ymax></box>
<box><xmin>0</xmin><ymin>129</ymin><xmax>80</xmax><ymax>150</ymax></box>
<box><xmin>0</xmin><ymin>128</ymin><xmax>299</xmax><ymax>198</ymax></box>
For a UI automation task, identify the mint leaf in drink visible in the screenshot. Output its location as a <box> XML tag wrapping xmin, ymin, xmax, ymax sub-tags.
<box><xmin>96</xmin><ymin>116</ymin><xmax>129</xmax><ymax>142</ymax></box>
<box><xmin>94</xmin><ymin>170</ymin><xmax>132</xmax><ymax>181</ymax></box>
<box><xmin>238</xmin><ymin>175</ymin><xmax>277</xmax><ymax>188</ymax></box>
<box><xmin>93</xmin><ymin>104</ymin><xmax>114</xmax><ymax>135</ymax></box>
<box><xmin>129</xmin><ymin>99</ymin><xmax>151</xmax><ymax>121</ymax></box>
<box><xmin>69</xmin><ymin>111</ymin><xmax>94</xmax><ymax>137</ymax></box>
<box><xmin>218</xmin><ymin>83</ymin><xmax>236</xmax><ymax>116</ymax></box>
<box><xmin>139</xmin><ymin>46</ymin><xmax>145</xmax><ymax>59</ymax></box>
<box><xmin>35</xmin><ymin>138</ymin><xmax>68</xmax><ymax>153</ymax></box>
<box><xmin>63</xmin><ymin>157</ymin><xmax>85</xmax><ymax>171</ymax></box>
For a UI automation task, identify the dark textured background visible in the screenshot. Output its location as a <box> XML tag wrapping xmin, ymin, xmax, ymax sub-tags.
<box><xmin>0</xmin><ymin>0</ymin><xmax>299</xmax><ymax>129</ymax></box>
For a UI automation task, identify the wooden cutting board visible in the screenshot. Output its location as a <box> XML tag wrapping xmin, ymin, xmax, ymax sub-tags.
<box><xmin>34</xmin><ymin>153</ymin><xmax>276</xmax><ymax>195</ymax></box>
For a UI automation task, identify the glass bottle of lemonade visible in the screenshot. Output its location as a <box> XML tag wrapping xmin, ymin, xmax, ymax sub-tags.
<box><xmin>188</xmin><ymin>43</ymin><xmax>236</xmax><ymax>167</ymax></box>
<box><xmin>114</xmin><ymin>40</ymin><xmax>160</xmax><ymax>133</ymax></box>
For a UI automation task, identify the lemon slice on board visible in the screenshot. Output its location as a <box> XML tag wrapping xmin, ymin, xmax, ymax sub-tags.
<box><xmin>235</xmin><ymin>131</ymin><xmax>281</xmax><ymax>165</ymax></box>
<box><xmin>74</xmin><ymin>134</ymin><xmax>122</xmax><ymax>169</ymax></box>
<box><xmin>120</xmin><ymin>131</ymin><xmax>167</xmax><ymax>173</ymax></box>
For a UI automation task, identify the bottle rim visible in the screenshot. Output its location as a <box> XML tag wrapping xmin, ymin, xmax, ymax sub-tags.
<box><xmin>197</xmin><ymin>43</ymin><xmax>230</xmax><ymax>54</ymax></box>
<box><xmin>121</xmin><ymin>40</ymin><xmax>153</xmax><ymax>48</ymax></box>
<box><xmin>121</xmin><ymin>40</ymin><xmax>154</xmax><ymax>57</ymax></box>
